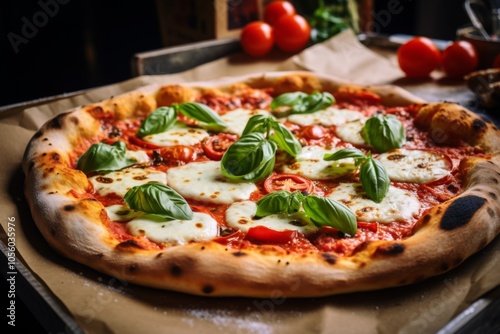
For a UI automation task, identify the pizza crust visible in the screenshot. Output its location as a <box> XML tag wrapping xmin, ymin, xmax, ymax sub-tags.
<box><xmin>22</xmin><ymin>71</ymin><xmax>500</xmax><ymax>297</ymax></box>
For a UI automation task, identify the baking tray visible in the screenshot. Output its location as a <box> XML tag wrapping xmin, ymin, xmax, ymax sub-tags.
<box><xmin>2</xmin><ymin>34</ymin><xmax>500</xmax><ymax>333</ymax></box>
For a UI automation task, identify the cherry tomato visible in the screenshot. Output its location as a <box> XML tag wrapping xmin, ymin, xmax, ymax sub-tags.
<box><xmin>357</xmin><ymin>222</ymin><xmax>378</xmax><ymax>232</ymax></box>
<box><xmin>300</xmin><ymin>125</ymin><xmax>325</xmax><ymax>140</ymax></box>
<box><xmin>240</xmin><ymin>21</ymin><xmax>274</xmax><ymax>57</ymax></box>
<box><xmin>441</xmin><ymin>41</ymin><xmax>478</xmax><ymax>79</ymax></box>
<box><xmin>158</xmin><ymin>145</ymin><xmax>197</xmax><ymax>163</ymax></box>
<box><xmin>201</xmin><ymin>133</ymin><xmax>238</xmax><ymax>160</ymax></box>
<box><xmin>494</xmin><ymin>53</ymin><xmax>500</xmax><ymax>68</ymax></box>
<box><xmin>245</xmin><ymin>225</ymin><xmax>299</xmax><ymax>244</ymax></box>
<box><xmin>397</xmin><ymin>37</ymin><xmax>441</xmax><ymax>78</ymax></box>
<box><xmin>263</xmin><ymin>1</ymin><xmax>296</xmax><ymax>26</ymax></box>
<box><xmin>273</xmin><ymin>14</ymin><xmax>311</xmax><ymax>53</ymax></box>
<box><xmin>263</xmin><ymin>173</ymin><xmax>314</xmax><ymax>194</ymax></box>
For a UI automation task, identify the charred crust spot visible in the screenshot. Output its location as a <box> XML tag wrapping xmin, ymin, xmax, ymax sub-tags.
<box><xmin>128</xmin><ymin>264</ymin><xmax>138</xmax><ymax>273</ymax></box>
<box><xmin>28</xmin><ymin>161</ymin><xmax>35</xmax><ymax>171</ymax></box>
<box><xmin>63</xmin><ymin>205</ymin><xmax>75</xmax><ymax>211</ymax></box>
<box><xmin>321</xmin><ymin>252</ymin><xmax>337</xmax><ymax>264</ymax></box>
<box><xmin>33</xmin><ymin>130</ymin><xmax>43</xmax><ymax>139</ymax></box>
<box><xmin>440</xmin><ymin>195</ymin><xmax>486</xmax><ymax>230</ymax></box>
<box><xmin>170</xmin><ymin>265</ymin><xmax>183</xmax><ymax>277</ymax></box>
<box><xmin>422</xmin><ymin>214</ymin><xmax>432</xmax><ymax>224</ymax></box>
<box><xmin>491</xmin><ymin>178</ymin><xmax>499</xmax><ymax>184</ymax></box>
<box><xmin>440</xmin><ymin>262</ymin><xmax>450</xmax><ymax>272</ymax></box>
<box><xmin>375</xmin><ymin>243</ymin><xmax>405</xmax><ymax>256</ymax></box>
<box><xmin>46</xmin><ymin>113</ymin><xmax>65</xmax><ymax>129</ymax></box>
<box><xmin>202</xmin><ymin>285</ymin><xmax>214</xmax><ymax>294</ymax></box>
<box><xmin>472</xmin><ymin>119</ymin><xmax>486</xmax><ymax>132</ymax></box>
<box><xmin>94</xmin><ymin>253</ymin><xmax>104</xmax><ymax>258</ymax></box>
<box><xmin>50</xmin><ymin>228</ymin><xmax>57</xmax><ymax>236</ymax></box>
<box><xmin>155</xmin><ymin>253</ymin><xmax>163</xmax><ymax>259</ymax></box>
<box><xmin>51</xmin><ymin>152</ymin><xmax>60</xmax><ymax>161</ymax></box>
<box><xmin>117</xmin><ymin>240</ymin><xmax>142</xmax><ymax>249</ymax></box>
<box><xmin>232</xmin><ymin>251</ymin><xmax>247</xmax><ymax>257</ymax></box>
<box><xmin>488</xmin><ymin>192</ymin><xmax>497</xmax><ymax>200</ymax></box>
<box><xmin>69</xmin><ymin>116</ymin><xmax>79</xmax><ymax>125</ymax></box>
<box><xmin>487</xmin><ymin>207</ymin><xmax>495</xmax><ymax>218</ymax></box>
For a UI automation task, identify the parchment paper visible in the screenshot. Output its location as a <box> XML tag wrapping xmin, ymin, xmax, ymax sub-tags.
<box><xmin>1</xmin><ymin>29</ymin><xmax>499</xmax><ymax>334</ymax></box>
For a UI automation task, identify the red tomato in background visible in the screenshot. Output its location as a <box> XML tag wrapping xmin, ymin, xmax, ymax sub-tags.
<box><xmin>397</xmin><ymin>37</ymin><xmax>441</xmax><ymax>78</ymax></box>
<box><xmin>263</xmin><ymin>1</ymin><xmax>296</xmax><ymax>26</ymax></box>
<box><xmin>273</xmin><ymin>14</ymin><xmax>311</xmax><ymax>53</ymax></box>
<box><xmin>240</xmin><ymin>21</ymin><xmax>274</xmax><ymax>57</ymax></box>
<box><xmin>441</xmin><ymin>41</ymin><xmax>478</xmax><ymax>79</ymax></box>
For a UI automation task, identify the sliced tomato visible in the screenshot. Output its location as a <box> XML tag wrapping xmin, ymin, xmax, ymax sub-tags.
<box><xmin>300</xmin><ymin>125</ymin><xmax>326</xmax><ymax>140</ymax></box>
<box><xmin>357</xmin><ymin>222</ymin><xmax>378</xmax><ymax>232</ymax></box>
<box><xmin>263</xmin><ymin>173</ymin><xmax>314</xmax><ymax>194</ymax></box>
<box><xmin>158</xmin><ymin>145</ymin><xmax>197</xmax><ymax>163</ymax></box>
<box><xmin>245</xmin><ymin>225</ymin><xmax>299</xmax><ymax>244</ymax></box>
<box><xmin>201</xmin><ymin>133</ymin><xmax>238</xmax><ymax>160</ymax></box>
<box><xmin>129</xmin><ymin>135</ymin><xmax>162</xmax><ymax>149</ymax></box>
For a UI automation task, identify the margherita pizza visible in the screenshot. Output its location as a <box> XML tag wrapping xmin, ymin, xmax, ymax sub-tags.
<box><xmin>22</xmin><ymin>72</ymin><xmax>500</xmax><ymax>297</ymax></box>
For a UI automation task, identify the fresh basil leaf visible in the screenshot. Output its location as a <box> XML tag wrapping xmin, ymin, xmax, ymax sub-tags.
<box><xmin>137</xmin><ymin>107</ymin><xmax>177</xmax><ymax>138</ymax></box>
<box><xmin>241</xmin><ymin>114</ymin><xmax>270</xmax><ymax>137</ymax></box>
<box><xmin>270</xmin><ymin>92</ymin><xmax>308</xmax><ymax>111</ymax></box>
<box><xmin>271</xmin><ymin>91</ymin><xmax>334</xmax><ymax>115</ymax></box>
<box><xmin>76</xmin><ymin>141</ymin><xmax>134</xmax><ymax>174</ymax></box>
<box><xmin>323</xmin><ymin>148</ymin><xmax>366</xmax><ymax>166</ymax></box>
<box><xmin>269</xmin><ymin>119</ymin><xmax>302</xmax><ymax>157</ymax></box>
<box><xmin>297</xmin><ymin>91</ymin><xmax>335</xmax><ymax>114</ymax></box>
<box><xmin>221</xmin><ymin>132</ymin><xmax>277</xmax><ymax>182</ymax></box>
<box><xmin>302</xmin><ymin>195</ymin><xmax>357</xmax><ymax>236</ymax></box>
<box><xmin>359</xmin><ymin>154</ymin><xmax>389</xmax><ymax>203</ymax></box>
<box><xmin>124</xmin><ymin>183</ymin><xmax>193</xmax><ymax>220</ymax></box>
<box><xmin>255</xmin><ymin>190</ymin><xmax>304</xmax><ymax>218</ymax></box>
<box><xmin>362</xmin><ymin>114</ymin><xmax>405</xmax><ymax>153</ymax></box>
<box><xmin>176</xmin><ymin>102</ymin><xmax>227</xmax><ymax>130</ymax></box>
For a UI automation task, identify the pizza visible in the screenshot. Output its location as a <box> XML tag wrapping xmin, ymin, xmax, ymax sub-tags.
<box><xmin>22</xmin><ymin>71</ymin><xmax>500</xmax><ymax>298</ymax></box>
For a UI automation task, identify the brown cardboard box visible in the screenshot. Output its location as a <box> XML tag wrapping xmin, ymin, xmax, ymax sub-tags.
<box><xmin>156</xmin><ymin>0</ymin><xmax>268</xmax><ymax>46</ymax></box>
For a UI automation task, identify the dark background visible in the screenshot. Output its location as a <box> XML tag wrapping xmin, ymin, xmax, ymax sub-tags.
<box><xmin>0</xmin><ymin>0</ymin><xmax>472</xmax><ymax>108</ymax></box>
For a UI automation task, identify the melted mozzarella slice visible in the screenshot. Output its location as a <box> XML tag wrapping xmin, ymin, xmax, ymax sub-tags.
<box><xmin>280</xmin><ymin>146</ymin><xmax>356</xmax><ymax>180</ymax></box>
<box><xmin>286</xmin><ymin>107</ymin><xmax>364</xmax><ymax>127</ymax></box>
<box><xmin>335</xmin><ymin>118</ymin><xmax>368</xmax><ymax>145</ymax></box>
<box><xmin>220</xmin><ymin>108</ymin><xmax>271</xmax><ymax>136</ymax></box>
<box><xmin>127</xmin><ymin>212</ymin><xmax>218</xmax><ymax>245</ymax></box>
<box><xmin>126</xmin><ymin>150</ymin><xmax>150</xmax><ymax>164</ymax></box>
<box><xmin>105</xmin><ymin>205</ymin><xmax>142</xmax><ymax>222</ymax></box>
<box><xmin>166</xmin><ymin>161</ymin><xmax>257</xmax><ymax>204</ymax></box>
<box><xmin>377</xmin><ymin>149</ymin><xmax>452</xmax><ymax>183</ymax></box>
<box><xmin>142</xmin><ymin>122</ymin><xmax>209</xmax><ymax>146</ymax></box>
<box><xmin>89</xmin><ymin>167</ymin><xmax>167</xmax><ymax>197</ymax></box>
<box><xmin>327</xmin><ymin>183</ymin><xmax>421</xmax><ymax>223</ymax></box>
<box><xmin>225</xmin><ymin>200</ymin><xmax>317</xmax><ymax>234</ymax></box>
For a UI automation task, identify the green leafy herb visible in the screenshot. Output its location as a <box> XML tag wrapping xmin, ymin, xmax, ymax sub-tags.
<box><xmin>220</xmin><ymin>132</ymin><xmax>277</xmax><ymax>182</ymax></box>
<box><xmin>361</xmin><ymin>114</ymin><xmax>405</xmax><ymax>153</ymax></box>
<box><xmin>302</xmin><ymin>195</ymin><xmax>357</xmax><ymax>236</ymax></box>
<box><xmin>124</xmin><ymin>183</ymin><xmax>193</xmax><ymax>220</ymax></box>
<box><xmin>137</xmin><ymin>107</ymin><xmax>177</xmax><ymax>138</ymax></box>
<box><xmin>76</xmin><ymin>141</ymin><xmax>135</xmax><ymax>174</ymax></box>
<box><xmin>323</xmin><ymin>148</ymin><xmax>390</xmax><ymax>203</ymax></box>
<box><xmin>309</xmin><ymin>0</ymin><xmax>360</xmax><ymax>44</ymax></box>
<box><xmin>359</xmin><ymin>153</ymin><xmax>389</xmax><ymax>203</ymax></box>
<box><xmin>255</xmin><ymin>190</ymin><xmax>303</xmax><ymax>218</ymax></box>
<box><xmin>175</xmin><ymin>102</ymin><xmax>227</xmax><ymax>131</ymax></box>
<box><xmin>270</xmin><ymin>91</ymin><xmax>334</xmax><ymax>115</ymax></box>
<box><xmin>255</xmin><ymin>190</ymin><xmax>357</xmax><ymax>236</ymax></box>
<box><xmin>137</xmin><ymin>103</ymin><xmax>227</xmax><ymax>137</ymax></box>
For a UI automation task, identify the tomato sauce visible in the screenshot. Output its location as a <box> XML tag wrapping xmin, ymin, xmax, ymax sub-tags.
<box><xmin>76</xmin><ymin>89</ymin><xmax>480</xmax><ymax>257</ymax></box>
